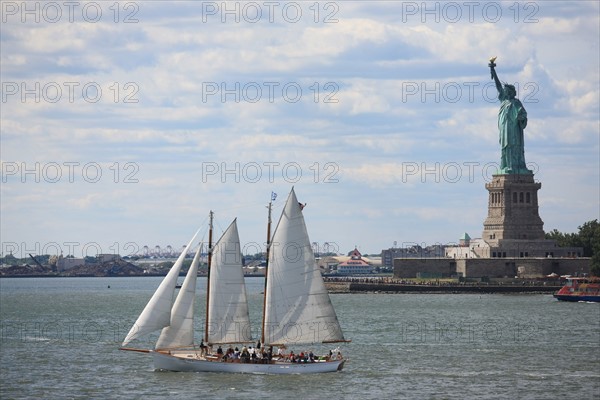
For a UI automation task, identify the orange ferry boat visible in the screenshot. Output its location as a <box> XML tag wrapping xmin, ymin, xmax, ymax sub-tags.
<box><xmin>553</xmin><ymin>278</ymin><xmax>600</xmax><ymax>302</ymax></box>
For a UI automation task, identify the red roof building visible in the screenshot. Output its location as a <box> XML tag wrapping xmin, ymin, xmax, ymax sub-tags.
<box><xmin>337</xmin><ymin>248</ymin><xmax>373</xmax><ymax>275</ymax></box>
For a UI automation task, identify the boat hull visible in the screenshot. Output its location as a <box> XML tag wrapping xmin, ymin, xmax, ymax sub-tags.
<box><xmin>553</xmin><ymin>278</ymin><xmax>600</xmax><ymax>302</ymax></box>
<box><xmin>553</xmin><ymin>294</ymin><xmax>600</xmax><ymax>302</ymax></box>
<box><xmin>152</xmin><ymin>351</ymin><xmax>345</xmax><ymax>374</ymax></box>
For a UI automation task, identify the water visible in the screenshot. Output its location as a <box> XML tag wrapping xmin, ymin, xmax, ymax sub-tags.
<box><xmin>1</xmin><ymin>277</ymin><xmax>598</xmax><ymax>399</ymax></box>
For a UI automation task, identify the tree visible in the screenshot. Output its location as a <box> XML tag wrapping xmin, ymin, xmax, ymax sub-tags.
<box><xmin>576</xmin><ymin>220</ymin><xmax>599</xmax><ymax>258</ymax></box>
<box><xmin>545</xmin><ymin>229</ymin><xmax>580</xmax><ymax>248</ymax></box>
<box><xmin>546</xmin><ymin>220</ymin><xmax>600</xmax><ymax>276</ymax></box>
<box><xmin>578</xmin><ymin>220</ymin><xmax>600</xmax><ymax>276</ymax></box>
<box><xmin>591</xmin><ymin>250</ymin><xmax>600</xmax><ymax>277</ymax></box>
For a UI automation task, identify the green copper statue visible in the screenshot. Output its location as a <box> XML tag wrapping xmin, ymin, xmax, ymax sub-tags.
<box><xmin>489</xmin><ymin>57</ymin><xmax>531</xmax><ymax>174</ymax></box>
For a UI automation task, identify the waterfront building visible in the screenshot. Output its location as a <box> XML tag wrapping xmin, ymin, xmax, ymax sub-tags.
<box><xmin>337</xmin><ymin>248</ymin><xmax>373</xmax><ymax>275</ymax></box>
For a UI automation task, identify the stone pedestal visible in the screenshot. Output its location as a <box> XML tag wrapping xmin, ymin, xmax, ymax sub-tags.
<box><xmin>482</xmin><ymin>174</ymin><xmax>545</xmax><ymax>244</ymax></box>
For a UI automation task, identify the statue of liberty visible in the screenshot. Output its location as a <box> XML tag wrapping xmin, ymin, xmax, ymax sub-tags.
<box><xmin>489</xmin><ymin>57</ymin><xmax>531</xmax><ymax>174</ymax></box>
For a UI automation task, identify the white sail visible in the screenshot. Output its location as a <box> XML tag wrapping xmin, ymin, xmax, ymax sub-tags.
<box><xmin>264</xmin><ymin>188</ymin><xmax>346</xmax><ymax>346</ymax></box>
<box><xmin>122</xmin><ymin>228</ymin><xmax>200</xmax><ymax>346</ymax></box>
<box><xmin>155</xmin><ymin>244</ymin><xmax>202</xmax><ymax>349</ymax></box>
<box><xmin>207</xmin><ymin>219</ymin><xmax>253</xmax><ymax>344</ymax></box>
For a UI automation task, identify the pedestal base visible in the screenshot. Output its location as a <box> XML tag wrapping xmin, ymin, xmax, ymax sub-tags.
<box><xmin>482</xmin><ymin>174</ymin><xmax>544</xmax><ymax>244</ymax></box>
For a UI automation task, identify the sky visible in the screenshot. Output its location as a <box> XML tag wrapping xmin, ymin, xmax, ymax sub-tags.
<box><xmin>1</xmin><ymin>1</ymin><xmax>599</xmax><ymax>258</ymax></box>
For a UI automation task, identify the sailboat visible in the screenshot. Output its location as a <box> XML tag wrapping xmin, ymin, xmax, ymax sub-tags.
<box><xmin>120</xmin><ymin>188</ymin><xmax>349</xmax><ymax>373</ymax></box>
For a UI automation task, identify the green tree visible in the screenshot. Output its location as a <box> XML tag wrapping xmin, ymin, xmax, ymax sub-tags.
<box><xmin>591</xmin><ymin>250</ymin><xmax>600</xmax><ymax>277</ymax></box>
<box><xmin>576</xmin><ymin>220</ymin><xmax>599</xmax><ymax>257</ymax></box>
<box><xmin>1</xmin><ymin>253</ymin><xmax>17</xmax><ymax>263</ymax></box>
<box><xmin>545</xmin><ymin>229</ymin><xmax>580</xmax><ymax>248</ymax></box>
<box><xmin>546</xmin><ymin>220</ymin><xmax>600</xmax><ymax>276</ymax></box>
<box><xmin>577</xmin><ymin>220</ymin><xmax>600</xmax><ymax>276</ymax></box>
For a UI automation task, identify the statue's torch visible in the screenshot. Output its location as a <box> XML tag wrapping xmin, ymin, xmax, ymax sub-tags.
<box><xmin>489</xmin><ymin>56</ymin><xmax>497</xmax><ymax>79</ymax></box>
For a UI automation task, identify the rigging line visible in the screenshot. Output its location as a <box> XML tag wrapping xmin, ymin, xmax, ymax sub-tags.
<box><xmin>183</xmin><ymin>215</ymin><xmax>210</xmax><ymax>249</ymax></box>
<box><xmin>190</xmin><ymin>240</ymin><xmax>205</xmax><ymax>253</ymax></box>
<box><xmin>198</xmin><ymin>231</ymin><xmax>208</xmax><ymax>247</ymax></box>
<box><xmin>194</xmin><ymin>216</ymin><xmax>211</xmax><ymax>246</ymax></box>
<box><xmin>196</xmin><ymin>213</ymin><xmax>210</xmax><ymax>228</ymax></box>
<box><xmin>210</xmin><ymin>214</ymin><xmax>234</xmax><ymax>245</ymax></box>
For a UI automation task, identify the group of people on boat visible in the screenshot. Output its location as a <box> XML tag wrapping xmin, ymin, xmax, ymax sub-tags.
<box><xmin>284</xmin><ymin>350</ymin><xmax>336</xmax><ymax>363</ymax></box>
<box><xmin>216</xmin><ymin>345</ymin><xmax>273</xmax><ymax>364</ymax></box>
<box><xmin>200</xmin><ymin>341</ymin><xmax>342</xmax><ymax>364</ymax></box>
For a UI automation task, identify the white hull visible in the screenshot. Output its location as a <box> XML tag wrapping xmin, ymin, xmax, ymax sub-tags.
<box><xmin>152</xmin><ymin>351</ymin><xmax>345</xmax><ymax>374</ymax></box>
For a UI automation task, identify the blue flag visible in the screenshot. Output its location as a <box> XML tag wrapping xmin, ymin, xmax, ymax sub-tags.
<box><xmin>271</xmin><ymin>192</ymin><xmax>277</xmax><ymax>201</ymax></box>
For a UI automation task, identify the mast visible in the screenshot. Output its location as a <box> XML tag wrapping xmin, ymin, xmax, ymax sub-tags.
<box><xmin>204</xmin><ymin>210</ymin><xmax>214</xmax><ymax>344</ymax></box>
<box><xmin>260</xmin><ymin>196</ymin><xmax>273</xmax><ymax>344</ymax></box>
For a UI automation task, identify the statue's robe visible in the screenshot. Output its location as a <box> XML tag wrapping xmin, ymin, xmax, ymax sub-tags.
<box><xmin>498</xmin><ymin>88</ymin><xmax>529</xmax><ymax>174</ymax></box>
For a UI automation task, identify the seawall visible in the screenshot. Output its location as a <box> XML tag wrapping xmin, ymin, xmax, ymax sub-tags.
<box><xmin>325</xmin><ymin>282</ymin><xmax>560</xmax><ymax>294</ymax></box>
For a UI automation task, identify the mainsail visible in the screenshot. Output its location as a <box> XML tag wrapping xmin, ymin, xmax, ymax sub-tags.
<box><xmin>122</xmin><ymin>228</ymin><xmax>200</xmax><ymax>346</ymax></box>
<box><xmin>207</xmin><ymin>219</ymin><xmax>253</xmax><ymax>344</ymax></box>
<box><xmin>155</xmin><ymin>244</ymin><xmax>202</xmax><ymax>349</ymax></box>
<box><xmin>263</xmin><ymin>189</ymin><xmax>346</xmax><ymax>345</ymax></box>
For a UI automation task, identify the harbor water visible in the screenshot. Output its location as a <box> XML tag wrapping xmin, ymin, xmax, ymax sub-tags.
<box><xmin>1</xmin><ymin>277</ymin><xmax>598</xmax><ymax>399</ymax></box>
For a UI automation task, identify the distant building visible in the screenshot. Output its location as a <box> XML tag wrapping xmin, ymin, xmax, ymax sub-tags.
<box><xmin>382</xmin><ymin>244</ymin><xmax>446</xmax><ymax>267</ymax></box>
<box><xmin>445</xmin><ymin>237</ymin><xmax>583</xmax><ymax>260</ymax></box>
<box><xmin>56</xmin><ymin>256</ymin><xmax>85</xmax><ymax>272</ymax></box>
<box><xmin>381</xmin><ymin>248</ymin><xmax>406</xmax><ymax>268</ymax></box>
<box><xmin>393</xmin><ymin>257</ymin><xmax>590</xmax><ymax>279</ymax></box>
<box><xmin>317</xmin><ymin>256</ymin><xmax>346</xmax><ymax>273</ymax></box>
<box><xmin>337</xmin><ymin>248</ymin><xmax>373</xmax><ymax>275</ymax></box>
<box><xmin>459</xmin><ymin>233</ymin><xmax>471</xmax><ymax>247</ymax></box>
<box><xmin>98</xmin><ymin>254</ymin><xmax>120</xmax><ymax>263</ymax></box>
